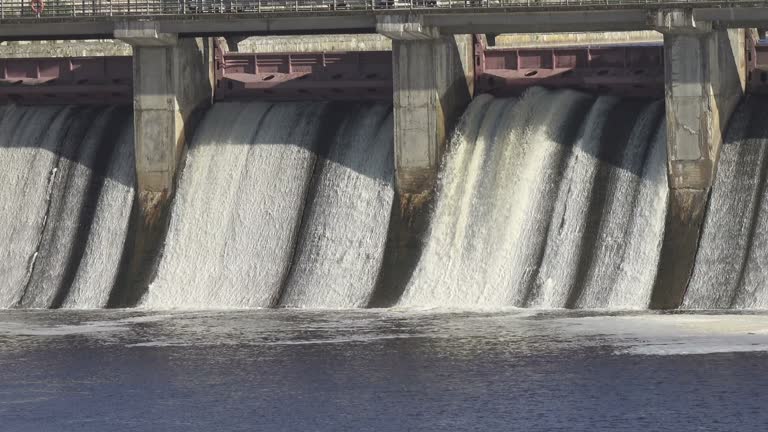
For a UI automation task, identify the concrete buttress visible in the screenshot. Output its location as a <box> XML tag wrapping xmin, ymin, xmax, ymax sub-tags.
<box><xmin>370</xmin><ymin>16</ymin><xmax>473</xmax><ymax>306</ymax></box>
<box><xmin>111</xmin><ymin>21</ymin><xmax>213</xmax><ymax>306</ymax></box>
<box><xmin>650</xmin><ymin>10</ymin><xmax>746</xmax><ymax>309</ymax></box>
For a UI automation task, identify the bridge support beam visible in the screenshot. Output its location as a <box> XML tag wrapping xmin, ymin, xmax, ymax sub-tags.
<box><xmin>370</xmin><ymin>16</ymin><xmax>473</xmax><ymax>306</ymax></box>
<box><xmin>650</xmin><ymin>10</ymin><xmax>745</xmax><ymax>309</ymax></box>
<box><xmin>112</xmin><ymin>22</ymin><xmax>213</xmax><ymax>305</ymax></box>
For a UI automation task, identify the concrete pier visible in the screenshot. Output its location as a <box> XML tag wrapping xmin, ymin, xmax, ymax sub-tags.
<box><xmin>377</xmin><ymin>15</ymin><xmax>473</xmax><ymax>196</ymax></box>
<box><xmin>370</xmin><ymin>16</ymin><xmax>472</xmax><ymax>306</ymax></box>
<box><xmin>112</xmin><ymin>22</ymin><xmax>213</xmax><ymax>305</ymax></box>
<box><xmin>650</xmin><ymin>10</ymin><xmax>746</xmax><ymax>309</ymax></box>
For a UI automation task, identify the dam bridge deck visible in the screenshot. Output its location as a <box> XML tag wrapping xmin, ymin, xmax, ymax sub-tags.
<box><xmin>3</xmin><ymin>0</ymin><xmax>768</xmax><ymax>39</ymax></box>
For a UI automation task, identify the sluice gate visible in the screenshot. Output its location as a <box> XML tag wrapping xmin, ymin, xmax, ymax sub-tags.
<box><xmin>214</xmin><ymin>44</ymin><xmax>393</xmax><ymax>101</ymax></box>
<box><xmin>10</xmin><ymin>35</ymin><xmax>768</xmax><ymax>105</ymax></box>
<box><xmin>0</xmin><ymin>56</ymin><xmax>131</xmax><ymax>105</ymax></box>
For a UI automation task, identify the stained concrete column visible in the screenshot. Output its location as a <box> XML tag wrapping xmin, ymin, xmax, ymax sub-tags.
<box><xmin>650</xmin><ymin>10</ymin><xmax>745</xmax><ymax>309</ymax></box>
<box><xmin>370</xmin><ymin>16</ymin><xmax>472</xmax><ymax>306</ymax></box>
<box><xmin>112</xmin><ymin>22</ymin><xmax>213</xmax><ymax>306</ymax></box>
<box><xmin>378</xmin><ymin>15</ymin><xmax>473</xmax><ymax>196</ymax></box>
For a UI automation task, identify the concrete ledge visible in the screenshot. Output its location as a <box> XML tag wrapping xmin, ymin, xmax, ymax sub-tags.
<box><xmin>234</xmin><ymin>34</ymin><xmax>391</xmax><ymax>52</ymax></box>
<box><xmin>391</xmin><ymin>35</ymin><xmax>472</xmax><ymax>194</ymax></box>
<box><xmin>492</xmin><ymin>30</ymin><xmax>662</xmax><ymax>48</ymax></box>
<box><xmin>0</xmin><ymin>39</ymin><xmax>132</xmax><ymax>57</ymax></box>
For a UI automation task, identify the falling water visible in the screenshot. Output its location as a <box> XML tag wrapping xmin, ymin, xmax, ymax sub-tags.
<box><xmin>279</xmin><ymin>104</ymin><xmax>394</xmax><ymax>308</ymax></box>
<box><xmin>144</xmin><ymin>102</ymin><xmax>394</xmax><ymax>309</ymax></box>
<box><xmin>399</xmin><ymin>88</ymin><xmax>668</xmax><ymax>309</ymax></box>
<box><xmin>0</xmin><ymin>105</ymin><xmax>134</xmax><ymax>309</ymax></box>
<box><xmin>685</xmin><ymin>96</ymin><xmax>768</xmax><ymax>309</ymax></box>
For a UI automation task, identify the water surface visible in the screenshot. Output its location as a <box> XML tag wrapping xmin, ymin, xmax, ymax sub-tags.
<box><xmin>0</xmin><ymin>310</ymin><xmax>766</xmax><ymax>431</ymax></box>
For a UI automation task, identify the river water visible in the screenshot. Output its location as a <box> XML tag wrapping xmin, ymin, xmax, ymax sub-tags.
<box><xmin>1</xmin><ymin>310</ymin><xmax>767</xmax><ymax>431</ymax></box>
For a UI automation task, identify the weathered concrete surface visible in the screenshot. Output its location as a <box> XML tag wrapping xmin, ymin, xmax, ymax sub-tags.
<box><xmin>371</xmin><ymin>17</ymin><xmax>472</xmax><ymax>305</ymax></box>
<box><xmin>377</xmin><ymin>15</ymin><xmax>440</xmax><ymax>40</ymax></box>
<box><xmin>388</xmin><ymin>34</ymin><xmax>473</xmax><ymax>194</ymax></box>
<box><xmin>493</xmin><ymin>30</ymin><xmax>662</xmax><ymax>48</ymax></box>
<box><xmin>235</xmin><ymin>34</ymin><xmax>392</xmax><ymax>52</ymax></box>
<box><xmin>112</xmin><ymin>27</ymin><xmax>213</xmax><ymax>306</ymax></box>
<box><xmin>650</xmin><ymin>10</ymin><xmax>745</xmax><ymax>309</ymax></box>
<box><xmin>0</xmin><ymin>39</ymin><xmax>131</xmax><ymax>57</ymax></box>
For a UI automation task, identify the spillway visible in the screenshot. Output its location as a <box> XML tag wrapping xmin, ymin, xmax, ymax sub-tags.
<box><xmin>0</xmin><ymin>105</ymin><xmax>135</xmax><ymax>309</ymax></box>
<box><xmin>684</xmin><ymin>96</ymin><xmax>768</xmax><ymax>309</ymax></box>
<box><xmin>398</xmin><ymin>88</ymin><xmax>668</xmax><ymax>309</ymax></box>
<box><xmin>278</xmin><ymin>104</ymin><xmax>394</xmax><ymax>308</ymax></box>
<box><xmin>7</xmin><ymin>90</ymin><xmax>768</xmax><ymax>311</ymax></box>
<box><xmin>142</xmin><ymin>102</ymin><xmax>394</xmax><ymax>309</ymax></box>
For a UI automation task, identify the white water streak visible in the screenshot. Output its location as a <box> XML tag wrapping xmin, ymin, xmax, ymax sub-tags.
<box><xmin>144</xmin><ymin>102</ymin><xmax>324</xmax><ymax>308</ymax></box>
<box><xmin>64</xmin><ymin>122</ymin><xmax>135</xmax><ymax>308</ymax></box>
<box><xmin>402</xmin><ymin>90</ymin><xmax>666</xmax><ymax>310</ymax></box>
<box><xmin>0</xmin><ymin>106</ymin><xmax>66</xmax><ymax>307</ymax></box>
<box><xmin>280</xmin><ymin>105</ymin><xmax>394</xmax><ymax>308</ymax></box>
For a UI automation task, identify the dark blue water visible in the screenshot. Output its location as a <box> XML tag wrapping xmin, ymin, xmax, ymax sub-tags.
<box><xmin>0</xmin><ymin>310</ymin><xmax>766</xmax><ymax>431</ymax></box>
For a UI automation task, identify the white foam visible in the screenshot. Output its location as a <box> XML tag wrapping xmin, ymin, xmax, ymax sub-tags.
<box><xmin>280</xmin><ymin>104</ymin><xmax>394</xmax><ymax>308</ymax></box>
<box><xmin>560</xmin><ymin>314</ymin><xmax>768</xmax><ymax>355</ymax></box>
<box><xmin>144</xmin><ymin>103</ymin><xmax>323</xmax><ymax>308</ymax></box>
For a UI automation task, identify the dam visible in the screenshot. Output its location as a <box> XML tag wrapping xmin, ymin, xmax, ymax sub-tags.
<box><xmin>7</xmin><ymin>6</ymin><xmax>768</xmax><ymax>432</ymax></box>
<box><xmin>1</xmin><ymin>3</ymin><xmax>768</xmax><ymax>311</ymax></box>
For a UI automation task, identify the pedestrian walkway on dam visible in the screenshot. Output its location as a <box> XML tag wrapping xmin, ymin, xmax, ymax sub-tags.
<box><xmin>3</xmin><ymin>0</ymin><xmax>768</xmax><ymax>39</ymax></box>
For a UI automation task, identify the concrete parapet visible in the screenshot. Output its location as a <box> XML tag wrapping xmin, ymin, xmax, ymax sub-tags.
<box><xmin>651</xmin><ymin>15</ymin><xmax>746</xmax><ymax>309</ymax></box>
<box><xmin>234</xmin><ymin>34</ymin><xmax>392</xmax><ymax>53</ymax></box>
<box><xmin>492</xmin><ymin>31</ymin><xmax>662</xmax><ymax>48</ymax></box>
<box><xmin>651</xmin><ymin>8</ymin><xmax>713</xmax><ymax>34</ymax></box>
<box><xmin>127</xmin><ymin>37</ymin><xmax>213</xmax><ymax>195</ymax></box>
<box><xmin>0</xmin><ymin>39</ymin><xmax>132</xmax><ymax>57</ymax></box>
<box><xmin>111</xmin><ymin>26</ymin><xmax>213</xmax><ymax>306</ymax></box>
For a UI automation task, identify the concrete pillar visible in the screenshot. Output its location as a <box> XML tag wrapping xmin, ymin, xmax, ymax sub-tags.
<box><xmin>378</xmin><ymin>15</ymin><xmax>473</xmax><ymax>195</ymax></box>
<box><xmin>111</xmin><ymin>22</ymin><xmax>213</xmax><ymax>306</ymax></box>
<box><xmin>650</xmin><ymin>10</ymin><xmax>746</xmax><ymax>309</ymax></box>
<box><xmin>370</xmin><ymin>16</ymin><xmax>473</xmax><ymax>306</ymax></box>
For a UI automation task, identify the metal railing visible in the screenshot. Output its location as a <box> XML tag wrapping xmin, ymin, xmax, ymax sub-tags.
<box><xmin>0</xmin><ymin>0</ymin><xmax>765</xmax><ymax>20</ymax></box>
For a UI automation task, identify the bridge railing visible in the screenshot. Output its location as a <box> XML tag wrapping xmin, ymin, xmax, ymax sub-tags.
<box><xmin>0</xmin><ymin>0</ymin><xmax>764</xmax><ymax>19</ymax></box>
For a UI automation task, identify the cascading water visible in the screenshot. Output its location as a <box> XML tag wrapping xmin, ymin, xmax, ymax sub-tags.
<box><xmin>279</xmin><ymin>104</ymin><xmax>394</xmax><ymax>308</ymax></box>
<box><xmin>399</xmin><ymin>88</ymin><xmax>668</xmax><ymax>309</ymax></box>
<box><xmin>143</xmin><ymin>102</ymin><xmax>394</xmax><ymax>309</ymax></box>
<box><xmin>684</xmin><ymin>96</ymin><xmax>768</xmax><ymax>309</ymax></box>
<box><xmin>535</xmin><ymin>99</ymin><xmax>667</xmax><ymax>309</ymax></box>
<box><xmin>0</xmin><ymin>105</ymin><xmax>135</xmax><ymax>309</ymax></box>
<box><xmin>8</xmin><ymin>91</ymin><xmax>768</xmax><ymax>311</ymax></box>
